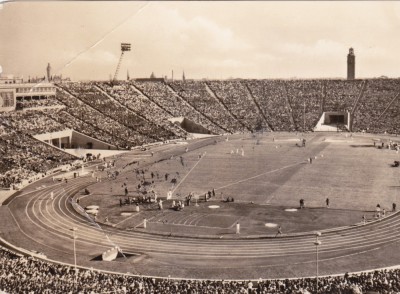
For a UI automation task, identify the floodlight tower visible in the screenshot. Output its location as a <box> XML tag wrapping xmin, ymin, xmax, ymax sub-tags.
<box><xmin>113</xmin><ymin>43</ymin><xmax>131</xmax><ymax>81</ymax></box>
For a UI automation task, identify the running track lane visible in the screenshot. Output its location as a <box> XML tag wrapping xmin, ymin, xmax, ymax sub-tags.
<box><xmin>4</xmin><ymin>175</ymin><xmax>400</xmax><ymax>280</ymax></box>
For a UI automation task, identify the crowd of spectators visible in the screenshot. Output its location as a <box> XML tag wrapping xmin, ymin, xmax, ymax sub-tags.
<box><xmin>16</xmin><ymin>97</ymin><xmax>64</xmax><ymax>110</ymax></box>
<box><xmin>1</xmin><ymin>110</ymin><xmax>67</xmax><ymax>135</ymax></box>
<box><xmin>132</xmin><ymin>80</ymin><xmax>225</xmax><ymax>135</ymax></box>
<box><xmin>49</xmin><ymin>79</ymin><xmax>400</xmax><ymax>136</ymax></box>
<box><xmin>44</xmin><ymin>109</ymin><xmax>130</xmax><ymax>148</ymax></box>
<box><xmin>206</xmin><ymin>80</ymin><xmax>269</xmax><ymax>132</ymax></box>
<box><xmin>352</xmin><ymin>79</ymin><xmax>400</xmax><ymax>135</ymax></box>
<box><xmin>0</xmin><ymin>119</ymin><xmax>75</xmax><ymax>188</ymax></box>
<box><xmin>2</xmin><ymin>246</ymin><xmax>400</xmax><ymax>293</ymax></box>
<box><xmin>1</xmin><ymin>78</ymin><xmax>399</xmax><ymax>186</ymax></box>
<box><xmin>382</xmin><ymin>97</ymin><xmax>400</xmax><ymax>135</ymax></box>
<box><xmin>169</xmin><ymin>81</ymin><xmax>245</xmax><ymax>133</ymax></box>
<box><xmin>54</xmin><ymin>87</ymin><xmax>154</xmax><ymax>148</ymax></box>
<box><xmin>96</xmin><ymin>82</ymin><xmax>187</xmax><ymax>138</ymax></box>
<box><xmin>324</xmin><ymin>80</ymin><xmax>363</xmax><ymax>113</ymax></box>
<box><xmin>246</xmin><ymin>80</ymin><xmax>296</xmax><ymax>132</ymax></box>
<box><xmin>60</xmin><ymin>83</ymin><xmax>176</xmax><ymax>143</ymax></box>
<box><xmin>246</xmin><ymin>79</ymin><xmax>399</xmax><ymax>134</ymax></box>
<box><xmin>284</xmin><ymin>80</ymin><xmax>324</xmax><ymax>132</ymax></box>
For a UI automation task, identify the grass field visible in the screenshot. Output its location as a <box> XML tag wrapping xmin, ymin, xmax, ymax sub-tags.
<box><xmin>80</xmin><ymin>132</ymin><xmax>400</xmax><ymax>237</ymax></box>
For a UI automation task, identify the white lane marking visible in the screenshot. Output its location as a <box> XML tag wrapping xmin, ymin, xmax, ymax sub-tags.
<box><xmin>215</xmin><ymin>160</ymin><xmax>306</xmax><ymax>192</ymax></box>
<box><xmin>171</xmin><ymin>153</ymin><xmax>206</xmax><ymax>194</ymax></box>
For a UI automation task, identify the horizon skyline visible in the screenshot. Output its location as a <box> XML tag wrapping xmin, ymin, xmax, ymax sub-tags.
<box><xmin>1</xmin><ymin>2</ymin><xmax>400</xmax><ymax>81</ymax></box>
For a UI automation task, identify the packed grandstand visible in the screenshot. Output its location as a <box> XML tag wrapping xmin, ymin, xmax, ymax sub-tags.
<box><xmin>0</xmin><ymin>78</ymin><xmax>400</xmax><ymax>293</ymax></box>
<box><xmin>1</xmin><ymin>78</ymin><xmax>399</xmax><ymax>189</ymax></box>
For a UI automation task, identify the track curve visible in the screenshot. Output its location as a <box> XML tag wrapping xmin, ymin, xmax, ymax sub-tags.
<box><xmin>4</xmin><ymin>173</ymin><xmax>400</xmax><ymax>280</ymax></box>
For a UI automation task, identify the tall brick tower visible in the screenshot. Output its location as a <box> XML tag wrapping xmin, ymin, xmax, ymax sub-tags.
<box><xmin>347</xmin><ymin>48</ymin><xmax>355</xmax><ymax>80</ymax></box>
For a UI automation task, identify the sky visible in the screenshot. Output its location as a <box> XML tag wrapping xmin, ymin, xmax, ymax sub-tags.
<box><xmin>1</xmin><ymin>1</ymin><xmax>400</xmax><ymax>81</ymax></box>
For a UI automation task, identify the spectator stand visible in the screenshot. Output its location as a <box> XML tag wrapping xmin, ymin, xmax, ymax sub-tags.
<box><xmin>284</xmin><ymin>80</ymin><xmax>324</xmax><ymax>132</ymax></box>
<box><xmin>353</xmin><ymin>79</ymin><xmax>400</xmax><ymax>134</ymax></box>
<box><xmin>206</xmin><ymin>80</ymin><xmax>269</xmax><ymax>132</ymax></box>
<box><xmin>246</xmin><ymin>80</ymin><xmax>296</xmax><ymax>132</ymax></box>
<box><xmin>96</xmin><ymin>81</ymin><xmax>187</xmax><ymax>139</ymax></box>
<box><xmin>168</xmin><ymin>80</ymin><xmax>245</xmax><ymax>134</ymax></box>
<box><xmin>132</xmin><ymin>80</ymin><xmax>225</xmax><ymax>135</ymax></box>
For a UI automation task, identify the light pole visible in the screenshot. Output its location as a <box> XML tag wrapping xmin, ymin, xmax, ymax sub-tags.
<box><xmin>303</xmin><ymin>100</ymin><xmax>306</xmax><ymax>132</ymax></box>
<box><xmin>314</xmin><ymin>231</ymin><xmax>322</xmax><ymax>293</ymax></box>
<box><xmin>71</xmin><ymin>227</ymin><xmax>78</xmax><ymax>288</ymax></box>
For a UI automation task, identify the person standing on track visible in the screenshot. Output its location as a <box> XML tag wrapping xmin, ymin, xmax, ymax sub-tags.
<box><xmin>275</xmin><ymin>226</ymin><xmax>283</xmax><ymax>237</ymax></box>
<box><xmin>300</xmin><ymin>199</ymin><xmax>305</xmax><ymax>209</ymax></box>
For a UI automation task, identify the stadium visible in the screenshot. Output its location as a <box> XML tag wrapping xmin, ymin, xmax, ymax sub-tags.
<box><xmin>1</xmin><ymin>2</ymin><xmax>400</xmax><ymax>294</ymax></box>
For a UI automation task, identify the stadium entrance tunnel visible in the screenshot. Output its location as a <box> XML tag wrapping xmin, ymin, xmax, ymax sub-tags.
<box><xmin>168</xmin><ymin>117</ymin><xmax>212</xmax><ymax>134</ymax></box>
<box><xmin>314</xmin><ymin>111</ymin><xmax>350</xmax><ymax>131</ymax></box>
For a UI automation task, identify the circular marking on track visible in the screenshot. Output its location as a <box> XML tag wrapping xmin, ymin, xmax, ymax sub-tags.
<box><xmin>121</xmin><ymin>212</ymin><xmax>133</xmax><ymax>216</ymax></box>
<box><xmin>208</xmin><ymin>205</ymin><xmax>220</xmax><ymax>209</ymax></box>
<box><xmin>265</xmin><ymin>223</ymin><xmax>278</xmax><ymax>228</ymax></box>
<box><xmin>285</xmin><ymin>208</ymin><xmax>298</xmax><ymax>212</ymax></box>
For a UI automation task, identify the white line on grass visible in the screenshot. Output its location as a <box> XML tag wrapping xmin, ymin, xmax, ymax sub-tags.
<box><xmin>171</xmin><ymin>153</ymin><xmax>206</xmax><ymax>194</ymax></box>
<box><xmin>114</xmin><ymin>212</ymin><xmax>141</xmax><ymax>227</ymax></box>
<box><xmin>215</xmin><ymin>160</ymin><xmax>307</xmax><ymax>192</ymax></box>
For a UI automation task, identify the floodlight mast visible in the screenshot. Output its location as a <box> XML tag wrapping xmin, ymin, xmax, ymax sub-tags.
<box><xmin>113</xmin><ymin>43</ymin><xmax>131</xmax><ymax>82</ymax></box>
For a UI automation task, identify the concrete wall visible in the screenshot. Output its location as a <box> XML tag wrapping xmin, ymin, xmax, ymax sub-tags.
<box><xmin>70</xmin><ymin>131</ymin><xmax>116</xmax><ymax>150</ymax></box>
<box><xmin>34</xmin><ymin>129</ymin><xmax>72</xmax><ymax>148</ymax></box>
<box><xmin>168</xmin><ymin>117</ymin><xmax>211</xmax><ymax>134</ymax></box>
<box><xmin>34</xmin><ymin>129</ymin><xmax>116</xmax><ymax>150</ymax></box>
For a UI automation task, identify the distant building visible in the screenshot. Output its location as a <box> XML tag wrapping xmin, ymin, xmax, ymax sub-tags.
<box><xmin>0</xmin><ymin>73</ymin><xmax>23</xmax><ymax>84</ymax></box>
<box><xmin>0</xmin><ymin>72</ymin><xmax>56</xmax><ymax>112</ymax></box>
<box><xmin>134</xmin><ymin>72</ymin><xmax>165</xmax><ymax>82</ymax></box>
<box><xmin>347</xmin><ymin>48</ymin><xmax>355</xmax><ymax>80</ymax></box>
<box><xmin>52</xmin><ymin>74</ymin><xmax>70</xmax><ymax>83</ymax></box>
